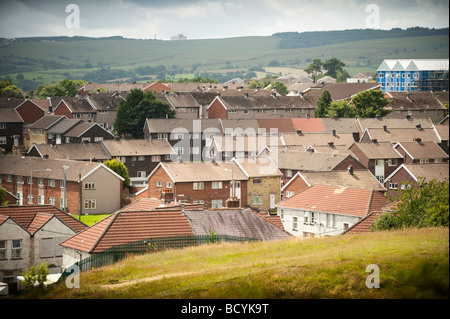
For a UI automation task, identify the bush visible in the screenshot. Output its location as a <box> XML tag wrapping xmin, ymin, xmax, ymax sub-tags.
<box><xmin>22</xmin><ymin>263</ymin><xmax>49</xmax><ymax>290</ymax></box>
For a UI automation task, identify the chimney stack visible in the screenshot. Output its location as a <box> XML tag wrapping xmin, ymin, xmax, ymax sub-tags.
<box><xmin>383</xmin><ymin>125</ymin><xmax>387</xmax><ymax>131</ymax></box>
<box><xmin>347</xmin><ymin>165</ymin><xmax>354</xmax><ymax>175</ymax></box>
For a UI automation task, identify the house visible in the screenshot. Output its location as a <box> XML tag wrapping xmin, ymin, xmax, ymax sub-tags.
<box><xmin>53</xmin><ymin>97</ymin><xmax>96</xmax><ymax>122</ymax></box>
<box><xmin>281</xmin><ymin>168</ymin><xmax>386</xmax><ymax>199</ymax></box>
<box><xmin>348</xmin><ymin>141</ymin><xmax>403</xmax><ymax>183</ymax></box>
<box><xmin>101</xmin><ymin>138</ymin><xmax>174</xmax><ymax>186</ymax></box>
<box><xmin>272</xmin><ymin>150</ymin><xmax>366</xmax><ymax>185</ymax></box>
<box><xmin>0</xmin><ymin>205</ymin><xmax>87</xmax><ymax>294</ymax></box>
<box><xmin>232</xmin><ymin>157</ymin><xmax>282</xmax><ymax>212</ymax></box>
<box><xmin>307</xmin><ymin>83</ymin><xmax>382</xmax><ymax>102</ymax></box>
<box><xmin>46</xmin><ymin>118</ymin><xmax>83</xmax><ymax>145</ymax></box>
<box><xmin>280</xmin><ymin>131</ymin><xmax>357</xmax><ymax>149</ymax></box>
<box><xmin>347</xmin><ymin>72</ymin><xmax>374</xmax><ymax>83</ymax></box>
<box><xmin>27</xmin><ymin>115</ymin><xmax>66</xmax><ymax>147</ymax></box>
<box><xmin>0</xmin><ymin>107</ymin><xmax>23</xmax><ymax>153</ymax></box>
<box><xmin>383</xmin><ymin>91</ymin><xmax>447</xmax><ymax>123</ymax></box>
<box><xmin>156</xmin><ymin>92</ymin><xmax>201</xmax><ymax>119</ymax></box>
<box><xmin>146</xmin><ymin>161</ymin><xmax>249</xmax><ymax>208</ymax></box>
<box><xmin>78</xmin><ymin>82</ymin><xmax>152</xmax><ymax>96</ymax></box>
<box><xmin>377</xmin><ymin>59</ymin><xmax>449</xmax><ymax>92</ymax></box>
<box><xmin>27</xmin><ymin>143</ymin><xmax>110</xmax><ymax>162</ymax></box>
<box><xmin>276</xmin><ymin>184</ymin><xmax>388</xmax><ymax>237</ymax></box>
<box><xmin>384</xmin><ymin>163</ymin><xmax>449</xmax><ymax>199</ymax></box>
<box><xmin>0</xmin><ymin>155</ymin><xmax>124</xmax><ymax>215</ymax></box>
<box><xmin>432</xmin><ymin>123</ymin><xmax>449</xmax><ymax>154</ymax></box>
<box><xmin>85</xmin><ymin>92</ymin><xmax>124</xmax><ymax>129</ymax></box>
<box><xmin>206</xmin><ymin>94</ymin><xmax>317</xmax><ymax>119</ymax></box>
<box><xmin>393</xmin><ymin>140</ymin><xmax>449</xmax><ymax>164</ymax></box>
<box><xmin>59</xmin><ymin>205</ymin><xmax>289</xmax><ymax>269</ymax></box>
<box><xmin>61</xmin><ymin>122</ymin><xmax>114</xmax><ymax>144</ymax></box>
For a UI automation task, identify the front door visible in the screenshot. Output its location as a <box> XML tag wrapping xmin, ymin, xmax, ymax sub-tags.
<box><xmin>375</xmin><ymin>159</ymin><xmax>385</xmax><ymax>183</ymax></box>
<box><xmin>270</xmin><ymin>194</ymin><xmax>276</xmax><ymax>210</ymax></box>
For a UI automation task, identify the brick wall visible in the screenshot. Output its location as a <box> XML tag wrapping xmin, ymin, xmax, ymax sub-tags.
<box><xmin>282</xmin><ymin>174</ymin><xmax>308</xmax><ymax>199</ymax></box>
<box><xmin>385</xmin><ymin>167</ymin><xmax>417</xmax><ymax>200</ymax></box>
<box><xmin>246</xmin><ymin>176</ymin><xmax>281</xmax><ymax>211</ymax></box>
<box><xmin>54</xmin><ymin>102</ymin><xmax>73</xmax><ymax>118</ymax></box>
<box><xmin>16</xmin><ymin>101</ymin><xmax>45</xmax><ymax>124</ymax></box>
<box><xmin>207</xmin><ymin>99</ymin><xmax>228</xmax><ymax>119</ymax></box>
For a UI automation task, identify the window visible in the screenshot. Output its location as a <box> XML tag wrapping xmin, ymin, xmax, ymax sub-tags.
<box><xmin>420</xmin><ymin>158</ymin><xmax>430</xmax><ymax>164</ymax></box>
<box><xmin>272</xmin><ymin>109</ymin><xmax>278</xmax><ymax>115</ymax></box>
<box><xmin>27</xmin><ymin>194</ymin><xmax>33</xmax><ymax>204</ymax></box>
<box><xmin>174</xmin><ymin>147</ymin><xmax>184</xmax><ymax>156</ymax></box>
<box><xmin>84</xmin><ymin>182</ymin><xmax>96</xmax><ymax>190</ymax></box>
<box><xmin>193</xmin><ymin>182</ymin><xmax>204</xmax><ymax>190</ymax></box>
<box><xmin>27</xmin><ymin>176</ymin><xmax>33</xmax><ymax>185</ymax></box>
<box><xmin>81</xmin><ymin>137</ymin><xmax>91</xmax><ymax>143</ymax></box>
<box><xmin>94</xmin><ymin>137</ymin><xmax>103</xmax><ymax>142</ymax></box>
<box><xmin>285</xmin><ymin>170</ymin><xmax>292</xmax><ymax>178</ymax></box>
<box><xmin>6</xmin><ymin>175</ymin><xmax>12</xmax><ymax>182</ymax></box>
<box><xmin>310</xmin><ymin>212</ymin><xmax>315</xmax><ymax>225</ymax></box>
<box><xmin>49</xmin><ymin>197</ymin><xmax>56</xmax><ymax>206</ymax></box>
<box><xmin>2</xmin><ymin>270</ymin><xmax>15</xmax><ymax>283</ymax></box>
<box><xmin>212</xmin><ymin>182</ymin><xmax>222</xmax><ymax>189</ymax></box>
<box><xmin>32</xmin><ymin>129</ymin><xmax>37</xmax><ymax>135</ymax></box>
<box><xmin>38</xmin><ymin>178</ymin><xmax>44</xmax><ymax>186</ymax></box>
<box><xmin>17</xmin><ymin>176</ymin><xmax>23</xmax><ymax>184</ymax></box>
<box><xmin>137</xmin><ymin>171</ymin><xmax>146</xmax><ymax>178</ymax></box>
<box><xmin>304</xmin><ymin>212</ymin><xmax>309</xmax><ymax>224</ymax></box>
<box><xmin>151</xmin><ymin>155</ymin><xmax>161</xmax><ymax>162</ymax></box>
<box><xmin>176</xmin><ymin>133</ymin><xmax>184</xmax><ymax>140</ymax></box>
<box><xmin>229</xmin><ymin>110</ymin><xmax>237</xmax><ymax>114</ymax></box>
<box><xmin>257</xmin><ymin>109</ymin><xmax>265</xmax><ymax>113</ymax></box>
<box><xmin>286</xmin><ymin>191</ymin><xmax>294</xmax><ymax>198</ymax></box>
<box><xmin>166</xmin><ymin>182</ymin><xmax>173</xmax><ymax>189</ymax></box>
<box><xmin>88</xmin><ymin>113</ymin><xmax>95</xmax><ymax>118</ymax></box>
<box><xmin>48</xmin><ymin>179</ymin><xmax>55</xmax><ymax>187</ymax></box>
<box><xmin>252</xmin><ymin>195</ymin><xmax>263</xmax><ymax>205</ymax></box>
<box><xmin>60</xmin><ymin>197</ymin><xmax>65</xmax><ymax>210</ymax></box>
<box><xmin>389</xmin><ymin>183</ymin><xmax>398</xmax><ymax>189</ymax></box>
<box><xmin>293</xmin><ymin>217</ymin><xmax>298</xmax><ymax>231</ymax></box>
<box><xmin>84</xmin><ymin>199</ymin><xmax>96</xmax><ymax>210</ymax></box>
<box><xmin>211</xmin><ymin>200</ymin><xmax>223</xmax><ymax>208</ymax></box>
<box><xmin>343</xmin><ymin>223</ymin><xmax>349</xmax><ymax>231</ymax></box>
<box><xmin>74</xmin><ymin>113</ymin><xmax>82</xmax><ymax>118</ymax></box>
<box><xmin>0</xmin><ymin>240</ymin><xmax>6</xmax><ymax>259</ymax></box>
<box><xmin>434</xmin><ymin>158</ymin><xmax>443</xmax><ymax>163</ymax></box>
<box><xmin>193</xmin><ymin>200</ymin><xmax>204</xmax><ymax>204</ymax></box>
<box><xmin>388</xmin><ymin>159</ymin><xmax>398</xmax><ymax>166</ymax></box>
<box><xmin>165</xmin><ymin>155</ymin><xmax>171</xmax><ymax>160</ymax></box>
<box><xmin>253</xmin><ymin>178</ymin><xmax>262</xmax><ymax>184</ymax></box>
<box><xmin>326</xmin><ymin>214</ymin><xmax>332</xmax><ymax>228</ymax></box>
<box><xmin>243</xmin><ymin>110</ymin><xmax>249</xmax><ymax>115</ymax></box>
<box><xmin>39</xmin><ymin>129</ymin><xmax>44</xmax><ymax>136</ymax></box>
<box><xmin>38</xmin><ymin>195</ymin><xmax>44</xmax><ymax>205</ymax></box>
<box><xmin>155</xmin><ymin>181</ymin><xmax>162</xmax><ymax>187</ymax></box>
<box><xmin>158</xmin><ymin>133</ymin><xmax>168</xmax><ymax>140</ymax></box>
<box><xmin>65</xmin><ymin>137</ymin><xmax>71</xmax><ymax>143</ymax></box>
<box><xmin>285</xmin><ymin>109</ymin><xmax>293</xmax><ymax>113</ymax></box>
<box><xmin>280</xmin><ymin>209</ymin><xmax>284</xmax><ymax>221</ymax></box>
<box><xmin>11</xmin><ymin>240</ymin><xmax>21</xmax><ymax>258</ymax></box>
<box><xmin>0</xmin><ymin>123</ymin><xmax>5</xmax><ymax>129</ymax></box>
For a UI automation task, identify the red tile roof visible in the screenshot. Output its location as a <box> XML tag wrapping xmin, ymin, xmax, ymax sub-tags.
<box><xmin>291</xmin><ymin>118</ymin><xmax>324</xmax><ymax>132</ymax></box>
<box><xmin>342</xmin><ymin>211</ymin><xmax>383</xmax><ymax>234</ymax></box>
<box><xmin>0</xmin><ymin>205</ymin><xmax>88</xmax><ymax>234</ymax></box>
<box><xmin>276</xmin><ymin>185</ymin><xmax>388</xmax><ymax>217</ymax></box>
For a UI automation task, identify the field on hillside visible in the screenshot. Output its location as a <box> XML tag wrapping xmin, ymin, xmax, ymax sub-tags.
<box><xmin>19</xmin><ymin>227</ymin><xmax>449</xmax><ymax>300</ymax></box>
<box><xmin>1</xmin><ymin>33</ymin><xmax>448</xmax><ymax>89</ymax></box>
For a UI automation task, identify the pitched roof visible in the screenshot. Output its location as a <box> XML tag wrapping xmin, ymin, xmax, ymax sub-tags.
<box><xmin>320</xmin><ymin>118</ymin><xmax>359</xmax><ymax>133</ymax></box>
<box><xmin>29</xmin><ymin>115</ymin><xmax>65</xmax><ymax>130</ymax></box>
<box><xmin>356</xmin><ymin>117</ymin><xmax>434</xmax><ymax>132</ymax></box>
<box><xmin>276</xmin><ymin>185</ymin><xmax>388</xmax><ymax>217</ymax></box>
<box><xmin>101</xmin><ymin>139</ymin><xmax>173</xmax><ymax>156</ymax></box>
<box><xmin>145</xmin><ymin>118</ymin><xmax>220</xmax><ymax>133</ymax></box>
<box><xmin>216</xmin><ymin>95</ymin><xmax>317</xmax><ymax>110</ymax></box>
<box><xmin>361</xmin><ymin>127</ymin><xmax>440</xmax><ymax>143</ymax></box>
<box><xmin>28</xmin><ymin>143</ymin><xmax>110</xmax><ymax>161</ymax></box>
<box><xmin>350</xmin><ymin>141</ymin><xmax>402</xmax><ymax>159</ymax></box>
<box><xmin>307</xmin><ymin>83</ymin><xmax>382</xmax><ymax>101</ymax></box>
<box><xmin>342</xmin><ymin>211</ymin><xmax>383</xmax><ymax>234</ymax></box>
<box><xmin>86</xmin><ymin>93</ymin><xmax>123</xmax><ymax>110</ymax></box>
<box><xmin>295</xmin><ymin>170</ymin><xmax>386</xmax><ymax>192</ymax></box>
<box><xmin>163</xmin><ymin>92</ymin><xmax>200</xmax><ymax>108</ymax></box>
<box><xmin>272</xmin><ymin>150</ymin><xmax>357</xmax><ymax>171</ymax></box>
<box><xmin>183</xmin><ymin>208</ymin><xmax>291</xmax><ymax>241</ymax></box>
<box><xmin>0</xmin><ymin>107</ymin><xmax>24</xmax><ymax>123</ymax></box>
<box><xmin>281</xmin><ymin>132</ymin><xmax>356</xmax><ymax>147</ymax></box>
<box><xmin>60</xmin><ymin>209</ymin><xmax>194</xmax><ymax>253</ymax></box>
<box><xmin>377</xmin><ymin>59</ymin><xmax>449</xmax><ymax>71</ymax></box>
<box><xmin>394</xmin><ymin>141</ymin><xmax>449</xmax><ymax>160</ymax></box>
<box><xmin>385</xmin><ymin>92</ymin><xmax>446</xmax><ymax>111</ymax></box>
<box><xmin>0</xmin><ymin>155</ymin><xmax>123</xmax><ymax>182</ymax></box>
<box><xmin>0</xmin><ymin>205</ymin><xmax>88</xmax><ymax>234</ymax></box>
<box><xmin>257</xmin><ymin>119</ymin><xmax>296</xmax><ymax>133</ymax></box>
<box><xmin>46</xmin><ymin>118</ymin><xmax>83</xmax><ymax>134</ymax></box>
<box><xmin>155</xmin><ymin>161</ymin><xmax>248</xmax><ymax>182</ymax></box>
<box><xmin>233</xmin><ymin>157</ymin><xmax>282</xmax><ymax>178</ymax></box>
<box><xmin>290</xmin><ymin>118</ymin><xmax>324</xmax><ymax>132</ymax></box>
<box><xmin>57</xmin><ymin>97</ymin><xmax>95</xmax><ymax>113</ymax></box>
<box><xmin>385</xmin><ymin>163</ymin><xmax>449</xmax><ymax>183</ymax></box>
<box><xmin>433</xmin><ymin>124</ymin><xmax>449</xmax><ymax>142</ymax></box>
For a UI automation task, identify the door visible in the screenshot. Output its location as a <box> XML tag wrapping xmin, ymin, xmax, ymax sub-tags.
<box><xmin>56</xmin><ymin>134</ymin><xmax>62</xmax><ymax>145</ymax></box>
<box><xmin>269</xmin><ymin>194</ymin><xmax>276</xmax><ymax>210</ymax></box>
<box><xmin>374</xmin><ymin>159</ymin><xmax>385</xmax><ymax>183</ymax></box>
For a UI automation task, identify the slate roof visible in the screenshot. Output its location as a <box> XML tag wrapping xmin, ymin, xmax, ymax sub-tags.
<box><xmin>101</xmin><ymin>139</ymin><xmax>173</xmax><ymax>156</ymax></box>
<box><xmin>46</xmin><ymin>118</ymin><xmax>83</xmax><ymax>134</ymax></box>
<box><xmin>145</xmin><ymin>118</ymin><xmax>220</xmax><ymax>133</ymax></box>
<box><xmin>29</xmin><ymin>115</ymin><xmax>65</xmax><ymax>130</ymax></box>
<box><xmin>257</xmin><ymin>119</ymin><xmax>296</xmax><ymax>133</ymax></box>
<box><xmin>0</xmin><ymin>107</ymin><xmax>24</xmax><ymax>122</ymax></box>
<box><xmin>290</xmin><ymin>118</ymin><xmax>324</xmax><ymax>132</ymax></box>
<box><xmin>0</xmin><ymin>205</ymin><xmax>88</xmax><ymax>234</ymax></box>
<box><xmin>183</xmin><ymin>208</ymin><xmax>291</xmax><ymax>241</ymax></box>
<box><xmin>356</xmin><ymin>117</ymin><xmax>434</xmax><ymax>132</ymax></box>
<box><xmin>28</xmin><ymin>143</ymin><xmax>110</xmax><ymax>161</ymax></box>
<box><xmin>385</xmin><ymin>163</ymin><xmax>449</xmax><ymax>183</ymax></box>
<box><xmin>272</xmin><ymin>150</ymin><xmax>359</xmax><ymax>171</ymax></box>
<box><xmin>307</xmin><ymin>83</ymin><xmax>382</xmax><ymax>101</ymax></box>
<box><xmin>87</xmin><ymin>93</ymin><xmax>123</xmax><ymax>110</ymax></box>
<box><xmin>385</xmin><ymin>92</ymin><xmax>446</xmax><ymax>111</ymax></box>
<box><xmin>276</xmin><ymin>185</ymin><xmax>388</xmax><ymax>217</ymax></box>
<box><xmin>350</xmin><ymin>141</ymin><xmax>402</xmax><ymax>159</ymax></box>
<box><xmin>57</xmin><ymin>97</ymin><xmax>95</xmax><ymax>113</ymax></box>
<box><xmin>215</xmin><ymin>95</ymin><xmax>318</xmax><ymax>110</ymax></box>
<box><xmin>281</xmin><ymin>132</ymin><xmax>356</xmax><ymax>147</ymax></box>
<box><xmin>361</xmin><ymin>127</ymin><xmax>440</xmax><ymax>143</ymax></box>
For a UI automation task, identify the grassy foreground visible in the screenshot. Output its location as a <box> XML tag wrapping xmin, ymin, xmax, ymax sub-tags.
<box><xmin>31</xmin><ymin>228</ymin><xmax>449</xmax><ymax>299</ymax></box>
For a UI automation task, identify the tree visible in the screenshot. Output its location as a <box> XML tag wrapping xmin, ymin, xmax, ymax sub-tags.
<box><xmin>270</xmin><ymin>81</ymin><xmax>289</xmax><ymax>95</ymax></box>
<box><xmin>0</xmin><ymin>80</ymin><xmax>23</xmax><ymax>98</ymax></box>
<box><xmin>315</xmin><ymin>89</ymin><xmax>332</xmax><ymax>118</ymax></box>
<box><xmin>0</xmin><ymin>188</ymin><xmax>10</xmax><ymax>205</ymax></box>
<box><xmin>114</xmin><ymin>89</ymin><xmax>176</xmax><ymax>139</ymax></box>
<box><xmin>372</xmin><ymin>178</ymin><xmax>449</xmax><ymax>230</ymax></box>
<box><xmin>103</xmin><ymin>159</ymin><xmax>130</xmax><ymax>187</ymax></box>
<box><xmin>325</xmin><ymin>100</ymin><xmax>357</xmax><ymax>118</ymax></box>
<box><xmin>351</xmin><ymin>90</ymin><xmax>391</xmax><ymax>117</ymax></box>
<box><xmin>36</xmin><ymin>79</ymin><xmax>86</xmax><ymax>98</ymax></box>
<box><xmin>22</xmin><ymin>263</ymin><xmax>49</xmax><ymax>290</ymax></box>
<box><xmin>305</xmin><ymin>58</ymin><xmax>323</xmax><ymax>83</ymax></box>
<box><xmin>323</xmin><ymin>58</ymin><xmax>345</xmax><ymax>78</ymax></box>
<box><xmin>336</xmin><ymin>69</ymin><xmax>351</xmax><ymax>83</ymax></box>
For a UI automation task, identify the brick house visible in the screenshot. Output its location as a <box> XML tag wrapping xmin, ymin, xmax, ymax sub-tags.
<box><xmin>348</xmin><ymin>141</ymin><xmax>403</xmax><ymax>184</ymax></box>
<box><xmin>28</xmin><ymin>115</ymin><xmax>66</xmax><ymax>147</ymax></box>
<box><xmin>156</xmin><ymin>92</ymin><xmax>201</xmax><ymax>119</ymax></box>
<box><xmin>384</xmin><ymin>163</ymin><xmax>449</xmax><ymax>199</ymax></box>
<box><xmin>101</xmin><ymin>138</ymin><xmax>174</xmax><ymax>186</ymax></box>
<box><xmin>0</xmin><ymin>155</ymin><xmax>124</xmax><ymax>215</ymax></box>
<box><xmin>146</xmin><ymin>161</ymin><xmax>249</xmax><ymax>208</ymax></box>
<box><xmin>62</xmin><ymin>122</ymin><xmax>114</xmax><ymax>144</ymax></box>
<box><xmin>0</xmin><ymin>205</ymin><xmax>87</xmax><ymax>294</ymax></box>
<box><xmin>393</xmin><ymin>140</ymin><xmax>449</xmax><ymax>164</ymax></box>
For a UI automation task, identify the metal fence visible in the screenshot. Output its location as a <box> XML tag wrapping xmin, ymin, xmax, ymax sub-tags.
<box><xmin>63</xmin><ymin>234</ymin><xmax>259</xmax><ymax>276</ymax></box>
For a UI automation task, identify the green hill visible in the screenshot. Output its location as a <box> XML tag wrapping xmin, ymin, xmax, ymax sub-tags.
<box><xmin>1</xmin><ymin>28</ymin><xmax>448</xmax><ymax>91</ymax></box>
<box><xmin>18</xmin><ymin>227</ymin><xmax>449</xmax><ymax>299</ymax></box>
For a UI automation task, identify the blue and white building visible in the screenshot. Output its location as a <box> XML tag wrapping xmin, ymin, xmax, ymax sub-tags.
<box><xmin>377</xmin><ymin>59</ymin><xmax>449</xmax><ymax>93</ymax></box>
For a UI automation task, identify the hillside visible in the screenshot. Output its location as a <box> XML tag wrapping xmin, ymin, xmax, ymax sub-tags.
<box><xmin>1</xmin><ymin>28</ymin><xmax>448</xmax><ymax>91</ymax></box>
<box><xmin>20</xmin><ymin>227</ymin><xmax>449</xmax><ymax>299</ymax></box>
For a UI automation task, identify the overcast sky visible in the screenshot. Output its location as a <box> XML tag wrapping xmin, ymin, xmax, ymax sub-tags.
<box><xmin>0</xmin><ymin>0</ymin><xmax>448</xmax><ymax>40</ymax></box>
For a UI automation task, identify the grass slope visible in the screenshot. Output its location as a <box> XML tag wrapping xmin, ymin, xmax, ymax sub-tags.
<box><xmin>34</xmin><ymin>227</ymin><xmax>448</xmax><ymax>299</ymax></box>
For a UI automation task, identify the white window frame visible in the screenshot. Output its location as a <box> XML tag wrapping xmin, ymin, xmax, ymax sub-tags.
<box><xmin>389</xmin><ymin>183</ymin><xmax>398</xmax><ymax>190</ymax></box>
<box><xmin>285</xmin><ymin>191</ymin><xmax>294</xmax><ymax>198</ymax></box>
<box><xmin>0</xmin><ymin>240</ymin><xmax>6</xmax><ymax>259</ymax></box>
<box><xmin>11</xmin><ymin>239</ymin><xmax>22</xmax><ymax>258</ymax></box>
<box><xmin>137</xmin><ymin>171</ymin><xmax>147</xmax><ymax>178</ymax></box>
<box><xmin>84</xmin><ymin>199</ymin><xmax>96</xmax><ymax>210</ymax></box>
<box><xmin>84</xmin><ymin>182</ymin><xmax>96</xmax><ymax>190</ymax></box>
<box><xmin>211</xmin><ymin>200</ymin><xmax>223</xmax><ymax>209</ymax></box>
<box><xmin>151</xmin><ymin>155</ymin><xmax>161</xmax><ymax>162</ymax></box>
<box><xmin>293</xmin><ymin>217</ymin><xmax>298</xmax><ymax>231</ymax></box>
<box><xmin>212</xmin><ymin>182</ymin><xmax>222</xmax><ymax>189</ymax></box>
<box><xmin>166</xmin><ymin>182</ymin><xmax>173</xmax><ymax>189</ymax></box>
<box><xmin>388</xmin><ymin>159</ymin><xmax>398</xmax><ymax>166</ymax></box>
<box><xmin>252</xmin><ymin>195</ymin><xmax>263</xmax><ymax>205</ymax></box>
<box><xmin>155</xmin><ymin>181</ymin><xmax>162</xmax><ymax>187</ymax></box>
<box><xmin>193</xmin><ymin>182</ymin><xmax>204</xmax><ymax>190</ymax></box>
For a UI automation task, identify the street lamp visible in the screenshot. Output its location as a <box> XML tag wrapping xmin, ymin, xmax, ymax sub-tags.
<box><xmin>30</xmin><ymin>168</ymin><xmax>51</xmax><ymax>205</ymax></box>
<box><xmin>63</xmin><ymin>165</ymin><xmax>69</xmax><ymax>212</ymax></box>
